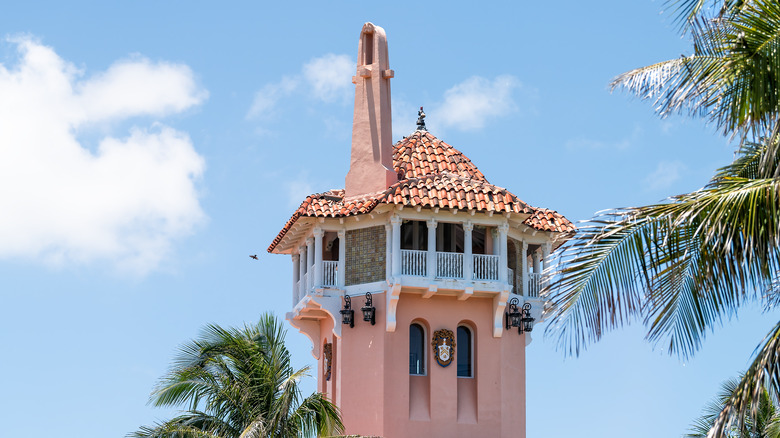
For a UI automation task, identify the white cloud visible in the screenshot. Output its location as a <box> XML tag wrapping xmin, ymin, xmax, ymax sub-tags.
<box><xmin>430</xmin><ymin>75</ymin><xmax>520</xmax><ymax>131</ymax></box>
<box><xmin>644</xmin><ymin>160</ymin><xmax>686</xmax><ymax>191</ymax></box>
<box><xmin>246</xmin><ymin>76</ymin><xmax>298</xmax><ymax>120</ymax></box>
<box><xmin>249</xmin><ymin>59</ymin><xmax>522</xmax><ymax>136</ymax></box>
<box><xmin>565</xmin><ymin>126</ymin><xmax>642</xmax><ymax>151</ymax></box>
<box><xmin>302</xmin><ymin>54</ymin><xmax>355</xmax><ymax>102</ymax></box>
<box><xmin>0</xmin><ymin>37</ymin><xmax>207</xmax><ymax>274</ymax></box>
<box><xmin>247</xmin><ymin>54</ymin><xmax>355</xmax><ymax>121</ymax></box>
<box><xmin>285</xmin><ymin>174</ymin><xmax>315</xmax><ymax>209</ymax></box>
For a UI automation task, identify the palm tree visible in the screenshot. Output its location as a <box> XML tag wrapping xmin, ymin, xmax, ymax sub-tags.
<box><xmin>130</xmin><ymin>313</ymin><xmax>343</xmax><ymax>438</ymax></box>
<box><xmin>544</xmin><ymin>1</ymin><xmax>780</xmax><ymax>436</ymax></box>
<box><xmin>685</xmin><ymin>378</ymin><xmax>780</xmax><ymax>437</ymax></box>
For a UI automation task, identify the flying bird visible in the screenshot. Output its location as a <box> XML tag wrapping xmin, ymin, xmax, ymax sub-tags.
<box><xmin>250</xmin><ymin>255</ymin><xmax>258</xmax><ymax>260</ymax></box>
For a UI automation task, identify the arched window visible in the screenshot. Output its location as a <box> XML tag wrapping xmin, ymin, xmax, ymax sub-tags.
<box><xmin>457</xmin><ymin>326</ymin><xmax>472</xmax><ymax>377</ymax></box>
<box><xmin>409</xmin><ymin>323</ymin><xmax>425</xmax><ymax>375</ymax></box>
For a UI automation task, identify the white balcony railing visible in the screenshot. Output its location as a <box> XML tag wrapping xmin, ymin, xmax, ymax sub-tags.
<box><xmin>528</xmin><ymin>272</ymin><xmax>542</xmax><ymax>297</ymax></box>
<box><xmin>303</xmin><ymin>272</ymin><xmax>310</xmax><ymax>292</ymax></box>
<box><xmin>401</xmin><ymin>249</ymin><xmax>427</xmax><ymax>276</ymax></box>
<box><xmin>294</xmin><ymin>280</ymin><xmax>302</xmax><ymax>304</ymax></box>
<box><xmin>437</xmin><ymin>252</ymin><xmax>463</xmax><ymax>278</ymax></box>
<box><xmin>323</xmin><ymin>261</ymin><xmax>338</xmax><ymax>287</ymax></box>
<box><xmin>473</xmin><ymin>254</ymin><xmax>499</xmax><ymax>281</ymax></box>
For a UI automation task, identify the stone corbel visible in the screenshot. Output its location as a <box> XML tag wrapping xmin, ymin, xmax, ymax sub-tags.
<box><xmin>309</xmin><ymin>292</ymin><xmax>344</xmax><ymax>339</ymax></box>
<box><xmin>286</xmin><ymin>312</ymin><xmax>321</xmax><ymax>359</ymax></box>
<box><xmin>386</xmin><ymin>282</ymin><xmax>402</xmax><ymax>332</ymax></box>
<box><xmin>492</xmin><ymin>289</ymin><xmax>510</xmax><ymax>338</ymax></box>
<box><xmin>458</xmin><ymin>286</ymin><xmax>473</xmax><ymax>301</ymax></box>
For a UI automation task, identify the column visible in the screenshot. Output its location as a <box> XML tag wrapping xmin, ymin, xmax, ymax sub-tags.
<box><xmin>314</xmin><ymin>228</ymin><xmax>324</xmax><ymax>288</ymax></box>
<box><xmin>532</xmin><ymin>249</ymin><xmax>541</xmax><ymax>275</ymax></box>
<box><xmin>338</xmin><ymin>230</ymin><xmax>346</xmax><ymax>288</ymax></box>
<box><xmin>427</xmin><ymin>218</ymin><xmax>437</xmax><ymax>279</ymax></box>
<box><xmin>306</xmin><ymin>237</ymin><xmax>314</xmax><ymax>291</ymax></box>
<box><xmin>292</xmin><ymin>254</ymin><xmax>300</xmax><ymax>306</ymax></box>
<box><xmin>391</xmin><ymin>216</ymin><xmax>401</xmax><ymax>277</ymax></box>
<box><xmin>299</xmin><ymin>245</ymin><xmax>307</xmax><ymax>295</ymax></box>
<box><xmin>498</xmin><ymin>223</ymin><xmax>508</xmax><ymax>283</ymax></box>
<box><xmin>521</xmin><ymin>241</ymin><xmax>528</xmax><ymax>296</ymax></box>
<box><xmin>384</xmin><ymin>224</ymin><xmax>392</xmax><ymax>279</ymax></box>
<box><xmin>542</xmin><ymin>242</ymin><xmax>551</xmax><ymax>288</ymax></box>
<box><xmin>463</xmin><ymin>221</ymin><xmax>473</xmax><ymax>281</ymax></box>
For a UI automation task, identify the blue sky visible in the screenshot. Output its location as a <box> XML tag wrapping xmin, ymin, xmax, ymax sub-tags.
<box><xmin>1</xmin><ymin>1</ymin><xmax>776</xmax><ymax>437</ymax></box>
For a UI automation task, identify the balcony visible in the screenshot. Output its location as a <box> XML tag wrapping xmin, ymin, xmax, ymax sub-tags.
<box><xmin>400</xmin><ymin>249</ymin><xmax>426</xmax><ymax>276</ymax></box>
<box><xmin>528</xmin><ymin>272</ymin><xmax>541</xmax><ymax>298</ymax></box>
<box><xmin>323</xmin><ymin>261</ymin><xmax>338</xmax><ymax>287</ymax></box>
<box><xmin>401</xmin><ymin>250</ymin><xmax>500</xmax><ymax>281</ymax></box>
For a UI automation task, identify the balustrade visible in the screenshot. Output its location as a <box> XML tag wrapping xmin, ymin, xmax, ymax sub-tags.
<box><xmin>323</xmin><ymin>261</ymin><xmax>338</xmax><ymax>287</ymax></box>
<box><xmin>401</xmin><ymin>249</ymin><xmax>427</xmax><ymax>276</ymax></box>
<box><xmin>528</xmin><ymin>272</ymin><xmax>542</xmax><ymax>297</ymax></box>
<box><xmin>437</xmin><ymin>252</ymin><xmax>463</xmax><ymax>278</ymax></box>
<box><xmin>473</xmin><ymin>254</ymin><xmax>499</xmax><ymax>281</ymax></box>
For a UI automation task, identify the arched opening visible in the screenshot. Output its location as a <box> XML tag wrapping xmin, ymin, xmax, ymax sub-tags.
<box><xmin>409</xmin><ymin>323</ymin><xmax>425</xmax><ymax>375</ymax></box>
<box><xmin>457</xmin><ymin>325</ymin><xmax>473</xmax><ymax>378</ymax></box>
<box><xmin>456</xmin><ymin>322</ymin><xmax>477</xmax><ymax>423</ymax></box>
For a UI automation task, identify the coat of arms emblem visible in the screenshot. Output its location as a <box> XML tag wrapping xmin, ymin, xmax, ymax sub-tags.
<box><xmin>432</xmin><ymin>329</ymin><xmax>455</xmax><ymax>367</ymax></box>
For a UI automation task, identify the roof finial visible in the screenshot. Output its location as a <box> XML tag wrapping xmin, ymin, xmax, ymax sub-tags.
<box><xmin>416</xmin><ymin>106</ymin><xmax>427</xmax><ymax>131</ymax></box>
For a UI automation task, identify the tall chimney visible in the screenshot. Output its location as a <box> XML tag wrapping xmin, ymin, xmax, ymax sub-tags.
<box><xmin>344</xmin><ymin>23</ymin><xmax>397</xmax><ymax>198</ymax></box>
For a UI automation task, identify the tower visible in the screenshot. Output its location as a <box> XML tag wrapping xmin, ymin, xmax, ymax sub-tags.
<box><xmin>267</xmin><ymin>23</ymin><xmax>574</xmax><ymax>438</ymax></box>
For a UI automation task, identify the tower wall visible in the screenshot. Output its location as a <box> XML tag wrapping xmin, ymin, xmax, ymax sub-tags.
<box><xmin>334</xmin><ymin>291</ymin><xmax>526</xmax><ymax>438</ymax></box>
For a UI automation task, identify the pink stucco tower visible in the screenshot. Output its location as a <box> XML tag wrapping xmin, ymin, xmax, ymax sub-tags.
<box><xmin>268</xmin><ymin>23</ymin><xmax>575</xmax><ymax>438</ymax></box>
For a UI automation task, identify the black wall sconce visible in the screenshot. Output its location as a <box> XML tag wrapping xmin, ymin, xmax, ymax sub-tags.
<box><xmin>340</xmin><ymin>295</ymin><xmax>354</xmax><ymax>328</ymax></box>
<box><xmin>521</xmin><ymin>302</ymin><xmax>535</xmax><ymax>334</ymax></box>
<box><xmin>361</xmin><ymin>292</ymin><xmax>376</xmax><ymax>325</ymax></box>
<box><xmin>505</xmin><ymin>297</ymin><xmax>535</xmax><ymax>334</ymax></box>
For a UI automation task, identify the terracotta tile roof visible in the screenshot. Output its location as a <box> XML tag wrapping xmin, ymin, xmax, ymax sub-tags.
<box><xmin>526</xmin><ymin>208</ymin><xmax>576</xmax><ymax>233</ymax></box>
<box><xmin>393</xmin><ymin>131</ymin><xmax>486</xmax><ymax>181</ymax></box>
<box><xmin>268</xmin><ymin>130</ymin><xmax>574</xmax><ymax>252</ymax></box>
<box><xmin>382</xmin><ymin>172</ymin><xmax>531</xmax><ymax>213</ymax></box>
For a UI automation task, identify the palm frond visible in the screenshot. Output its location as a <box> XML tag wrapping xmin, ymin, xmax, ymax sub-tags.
<box><xmin>133</xmin><ymin>313</ymin><xmax>341</xmax><ymax>438</ymax></box>
<box><xmin>545</xmin><ymin>137</ymin><xmax>780</xmax><ymax>357</ymax></box>
<box><xmin>614</xmin><ymin>0</ymin><xmax>780</xmax><ymax>138</ymax></box>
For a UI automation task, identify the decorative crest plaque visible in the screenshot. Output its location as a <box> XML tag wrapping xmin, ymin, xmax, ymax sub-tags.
<box><xmin>432</xmin><ymin>329</ymin><xmax>455</xmax><ymax>367</ymax></box>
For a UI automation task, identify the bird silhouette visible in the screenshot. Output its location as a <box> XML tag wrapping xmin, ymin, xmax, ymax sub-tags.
<box><xmin>250</xmin><ymin>255</ymin><xmax>258</xmax><ymax>260</ymax></box>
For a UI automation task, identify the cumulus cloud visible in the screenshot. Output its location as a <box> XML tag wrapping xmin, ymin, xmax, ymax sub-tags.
<box><xmin>0</xmin><ymin>37</ymin><xmax>207</xmax><ymax>274</ymax></box>
<box><xmin>565</xmin><ymin>126</ymin><xmax>642</xmax><ymax>151</ymax></box>
<box><xmin>302</xmin><ymin>54</ymin><xmax>354</xmax><ymax>102</ymax></box>
<box><xmin>430</xmin><ymin>75</ymin><xmax>521</xmax><ymax>131</ymax></box>
<box><xmin>249</xmin><ymin>56</ymin><xmax>522</xmax><ymax>136</ymax></box>
<box><xmin>285</xmin><ymin>173</ymin><xmax>315</xmax><ymax>209</ymax></box>
<box><xmin>644</xmin><ymin>160</ymin><xmax>686</xmax><ymax>191</ymax></box>
<box><xmin>247</xmin><ymin>53</ymin><xmax>355</xmax><ymax>120</ymax></box>
<box><xmin>246</xmin><ymin>76</ymin><xmax>298</xmax><ymax>120</ymax></box>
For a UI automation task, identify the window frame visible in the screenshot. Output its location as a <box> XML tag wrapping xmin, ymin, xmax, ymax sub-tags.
<box><xmin>456</xmin><ymin>324</ymin><xmax>474</xmax><ymax>378</ymax></box>
<box><xmin>409</xmin><ymin>322</ymin><xmax>427</xmax><ymax>376</ymax></box>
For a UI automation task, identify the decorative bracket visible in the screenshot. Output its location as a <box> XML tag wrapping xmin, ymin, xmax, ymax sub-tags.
<box><xmin>458</xmin><ymin>286</ymin><xmax>473</xmax><ymax>301</ymax></box>
<box><xmin>386</xmin><ymin>282</ymin><xmax>402</xmax><ymax>332</ymax></box>
<box><xmin>492</xmin><ymin>289</ymin><xmax>510</xmax><ymax>337</ymax></box>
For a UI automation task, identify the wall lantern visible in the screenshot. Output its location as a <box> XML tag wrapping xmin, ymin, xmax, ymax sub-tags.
<box><xmin>505</xmin><ymin>297</ymin><xmax>522</xmax><ymax>330</ymax></box>
<box><xmin>340</xmin><ymin>295</ymin><xmax>354</xmax><ymax>328</ymax></box>
<box><xmin>505</xmin><ymin>298</ymin><xmax>535</xmax><ymax>334</ymax></box>
<box><xmin>361</xmin><ymin>292</ymin><xmax>376</xmax><ymax>325</ymax></box>
<box><xmin>520</xmin><ymin>302</ymin><xmax>535</xmax><ymax>334</ymax></box>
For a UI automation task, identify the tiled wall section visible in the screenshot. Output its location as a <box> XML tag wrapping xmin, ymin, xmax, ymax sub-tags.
<box><xmin>345</xmin><ymin>226</ymin><xmax>386</xmax><ymax>286</ymax></box>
